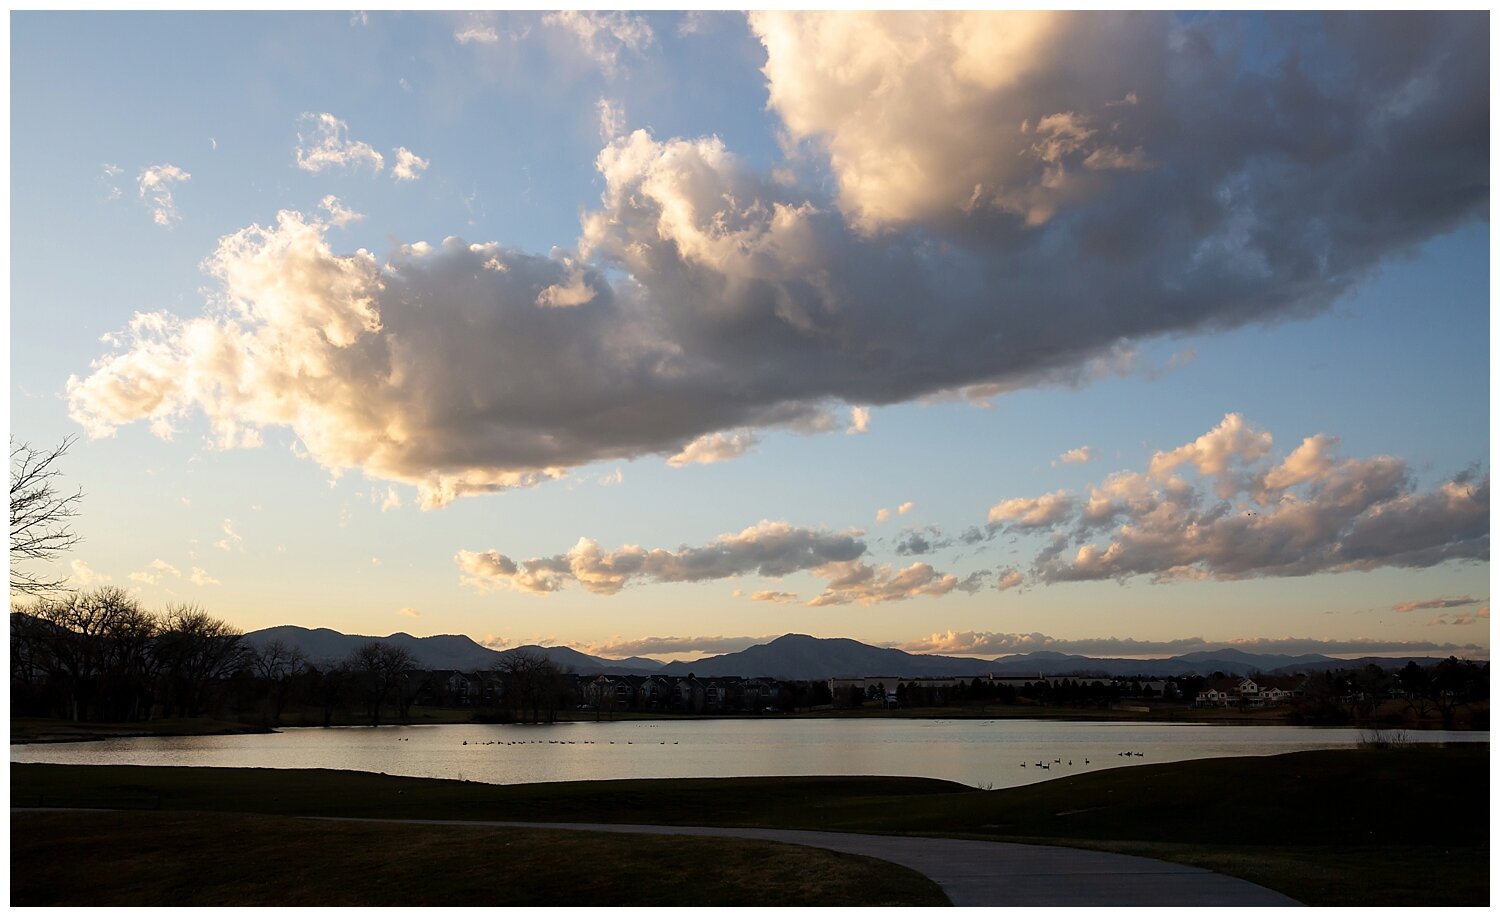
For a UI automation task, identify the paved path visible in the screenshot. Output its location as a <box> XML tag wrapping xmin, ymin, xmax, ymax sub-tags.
<box><xmin>323</xmin><ymin>817</ymin><xmax>1301</xmax><ymax>906</ymax></box>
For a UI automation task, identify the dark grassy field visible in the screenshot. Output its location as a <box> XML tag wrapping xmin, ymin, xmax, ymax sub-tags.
<box><xmin>11</xmin><ymin>811</ymin><xmax>948</xmax><ymax>906</ymax></box>
<box><xmin>13</xmin><ymin>744</ymin><xmax>1488</xmax><ymax>905</ymax></box>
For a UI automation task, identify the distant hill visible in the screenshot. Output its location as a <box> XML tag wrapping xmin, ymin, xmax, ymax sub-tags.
<box><xmin>658</xmin><ymin>634</ymin><xmax>990</xmax><ymax>680</ymax></box>
<box><xmin>242</xmin><ymin>626</ymin><xmax>658</xmax><ymax>675</ymax></box>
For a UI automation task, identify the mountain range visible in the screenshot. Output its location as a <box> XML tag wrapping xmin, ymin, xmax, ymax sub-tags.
<box><xmin>243</xmin><ymin>627</ymin><xmax>1456</xmax><ymax>680</ymax></box>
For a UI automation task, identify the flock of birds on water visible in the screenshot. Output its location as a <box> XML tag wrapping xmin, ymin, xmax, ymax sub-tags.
<box><xmin>1022</xmin><ymin>752</ymin><xmax>1146</xmax><ymax>770</ymax></box>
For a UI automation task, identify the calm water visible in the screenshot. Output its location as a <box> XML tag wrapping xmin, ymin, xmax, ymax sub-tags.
<box><xmin>11</xmin><ymin>719</ymin><xmax>1486</xmax><ymax>788</ymax></box>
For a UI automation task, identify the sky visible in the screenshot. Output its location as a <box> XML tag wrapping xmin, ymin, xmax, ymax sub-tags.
<box><xmin>9</xmin><ymin>11</ymin><xmax>1491</xmax><ymax>662</ymax></box>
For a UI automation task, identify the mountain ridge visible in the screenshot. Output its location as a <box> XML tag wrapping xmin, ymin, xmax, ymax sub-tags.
<box><xmin>242</xmin><ymin>626</ymin><xmax>1463</xmax><ymax>680</ymax></box>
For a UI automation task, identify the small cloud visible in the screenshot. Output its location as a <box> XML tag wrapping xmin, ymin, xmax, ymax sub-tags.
<box><xmin>597</xmin><ymin>98</ymin><xmax>626</xmax><ymax>142</ymax></box>
<box><xmin>380</xmin><ymin>486</ymin><xmax>402</xmax><ymax>512</ymax></box>
<box><xmin>391</xmin><ymin>147</ymin><xmax>430</xmax><ymax>182</ymax></box>
<box><xmin>597</xmin><ymin>467</ymin><xmax>624</xmax><ymax>486</ymax></box>
<box><xmin>189</xmin><ymin>567</ymin><xmax>219</xmax><ymax>586</ymax></box>
<box><xmin>847</xmin><ymin>406</ymin><xmax>871</xmax><ymax>435</ymax></box>
<box><xmin>138</xmin><ymin>164</ymin><xmax>190</xmax><ymax>226</ymax></box>
<box><xmin>320</xmin><ymin>195</ymin><xmax>365</xmax><ymax>228</ymax></box>
<box><xmin>1393</xmin><ymin>596</ymin><xmax>1482</xmax><ymax>613</ymax></box>
<box><xmin>749</xmin><ymin>590</ymin><xmax>799</xmax><ymax>604</ymax></box>
<box><xmin>399</xmin><ymin>607</ymin><xmax>421</xmax><ymax>618</ymax></box>
<box><xmin>1054</xmin><ymin>446</ymin><xmax>1094</xmax><ymax>466</ymax></box>
<box><xmin>897</xmin><ymin>501</ymin><xmax>915</xmax><ymax>516</ymax></box>
<box><xmin>542</xmin><ymin>11</ymin><xmax>654</xmax><ymax>77</ymax></box>
<box><xmin>295</xmin><ymin>112</ymin><xmax>384</xmax><ymax>174</ymax></box>
<box><xmin>215</xmin><ymin>518</ymin><xmax>244</xmax><ymax>552</ymax></box>
<box><xmin>209</xmin><ymin>137</ymin><xmax>217</xmax><ymax>151</ymax></box>
<box><xmin>875</xmin><ymin>507</ymin><xmax>892</xmax><ymax>524</ymax></box>
<box><xmin>350</xmin><ymin>11</ymin><xmax>368</xmax><ymax>27</ymax></box>
<box><xmin>667</xmin><ymin>430</ymin><xmax>757</xmax><ymax>468</ymax></box>
<box><xmin>69</xmin><ymin>559</ymin><xmax>110</xmax><ymax>586</ymax></box>
<box><xmin>454</xmin><ymin>24</ymin><xmax>499</xmax><ymax>44</ymax></box>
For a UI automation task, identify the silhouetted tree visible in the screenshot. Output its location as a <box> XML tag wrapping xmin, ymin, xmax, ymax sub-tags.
<box><xmin>348</xmin><ymin>641</ymin><xmax>417</xmax><ymax>726</ymax></box>
<box><xmin>10</xmin><ymin>437</ymin><xmax>84</xmax><ymax>596</ymax></box>
<box><xmin>252</xmin><ymin>639</ymin><xmax>309</xmax><ymax>726</ymax></box>
<box><xmin>156</xmin><ymin>605</ymin><xmax>247</xmax><ymax>718</ymax></box>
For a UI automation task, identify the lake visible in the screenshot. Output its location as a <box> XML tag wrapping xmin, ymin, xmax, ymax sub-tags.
<box><xmin>11</xmin><ymin>719</ymin><xmax>1486</xmax><ymax>789</ymax></box>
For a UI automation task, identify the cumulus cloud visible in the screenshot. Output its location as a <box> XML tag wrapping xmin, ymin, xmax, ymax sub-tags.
<box><xmin>996</xmin><ymin>569</ymin><xmax>1025</xmax><ymax>591</ymax></box>
<box><xmin>989</xmin><ymin>415</ymin><xmax>1488</xmax><ymax>584</ymax></box>
<box><xmin>380</xmin><ymin>487</ymin><xmax>402</xmax><ymax>512</ymax></box>
<box><xmin>295</xmin><ymin>113</ymin><xmax>384</xmax><ymax>174</ymax></box>
<box><xmin>898</xmin><ymin>630</ymin><xmax>1487</xmax><ymax>658</ymax></box>
<box><xmin>391</xmin><ymin>147</ymin><xmax>430</xmax><ymax>182</ymax></box>
<box><xmin>847</xmin><ymin>405</ymin><xmax>871</xmax><ymax>435</ymax></box>
<box><xmin>68</xmin><ymin>14</ymin><xmax>1486</xmax><ymax>507</ymax></box>
<box><xmin>543</xmin><ymin>11</ymin><xmax>653</xmax><ymax>76</ymax></box>
<box><xmin>456</xmin><ymin>520</ymin><xmax>866</xmax><ymax>596</ymax></box>
<box><xmin>189</xmin><ymin>566</ymin><xmax>219</xmax><ymax>586</ymax></box>
<box><xmin>129</xmin><ymin>558</ymin><xmax>182</xmax><ymax>586</ymax></box>
<box><xmin>138</xmin><ymin>164</ymin><xmax>190</xmax><ymax>226</ymax></box>
<box><xmin>399</xmin><ymin>607</ymin><xmax>421</xmax><ymax>617</ymax></box>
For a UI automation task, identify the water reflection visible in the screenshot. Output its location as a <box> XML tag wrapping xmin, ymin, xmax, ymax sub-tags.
<box><xmin>11</xmin><ymin>719</ymin><xmax>1486</xmax><ymax>789</ymax></box>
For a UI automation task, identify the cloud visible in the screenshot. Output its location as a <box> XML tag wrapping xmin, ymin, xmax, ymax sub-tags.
<box><xmin>583</xmin><ymin>634</ymin><xmax>769</xmax><ymax>658</ymax></box>
<box><xmin>399</xmin><ymin>607</ymin><xmax>421</xmax><ymax>617</ymax></box>
<box><xmin>897</xmin><ymin>501</ymin><xmax>915</xmax><ymax>516</ymax></box>
<box><xmin>391</xmin><ymin>147</ymin><xmax>430</xmax><ymax>182</ymax></box>
<box><xmin>101</xmin><ymin>163</ymin><xmax>123</xmax><ymax>200</ymax></box>
<box><xmin>319</xmin><ymin>195</ymin><xmax>364</xmax><ymax>228</ymax></box>
<box><xmin>898</xmin><ymin>630</ymin><xmax>1487</xmax><ymax>658</ymax></box>
<box><xmin>380</xmin><ymin>487</ymin><xmax>402</xmax><ymax>512</ymax></box>
<box><xmin>597</xmin><ymin>467</ymin><xmax>623</xmax><ymax>486</ymax></box>
<box><xmin>846</xmin><ymin>406</ymin><xmax>871</xmax><ymax>435</ymax></box>
<box><xmin>989</xmin><ymin>415</ymin><xmax>1488</xmax><ymax>584</ymax></box>
<box><xmin>1055</xmin><ymin>446</ymin><xmax>1093</xmax><ymax>466</ymax></box>
<box><xmin>69</xmin><ymin>559</ymin><xmax>110</xmax><ymax>586</ymax></box>
<box><xmin>189</xmin><ymin>567</ymin><xmax>219</xmax><ymax>586</ymax></box>
<box><xmin>749</xmin><ymin>590</ymin><xmax>799</xmax><ymax>604</ymax></box>
<box><xmin>137</xmin><ymin>164</ymin><xmax>190</xmax><ymax>226</ymax></box>
<box><xmin>988</xmin><ymin>489</ymin><xmax>1075</xmax><ymax>529</ymax></box>
<box><xmin>596</xmin><ymin>98</ymin><xmax>626</xmax><ymax>141</ymax></box>
<box><xmin>876</xmin><ymin>502</ymin><xmax>915</xmax><ymax>525</ymax></box>
<box><xmin>456</xmin><ymin>520</ymin><xmax>866</xmax><ymax>596</ymax></box>
<box><xmin>215</xmin><ymin>519</ymin><xmax>243</xmax><ymax>552</ymax></box>
<box><xmin>806</xmin><ymin>560</ymin><xmax>958</xmax><ymax>607</ymax></box>
<box><xmin>668</xmin><ymin>430</ymin><xmax>758</xmax><ymax>468</ymax></box>
<box><xmin>68</xmin><ymin>14</ymin><xmax>1486</xmax><ymax>507</ymax></box>
<box><xmin>542</xmin><ymin>11</ymin><xmax>653</xmax><ymax>76</ymax></box>
<box><xmin>875</xmin><ymin>508</ymin><xmax>892</xmax><ymax>525</ymax></box>
<box><xmin>128</xmin><ymin>558</ymin><xmax>182</xmax><ymax>586</ymax></box>
<box><xmin>996</xmin><ymin>569</ymin><xmax>1025</xmax><ymax>591</ymax></box>
<box><xmin>454</xmin><ymin>24</ymin><xmax>498</xmax><ymax>45</ymax></box>
<box><xmin>1393</xmin><ymin>596</ymin><xmax>1483</xmax><ymax>613</ymax></box>
<box><xmin>295</xmin><ymin>113</ymin><xmax>384</xmax><ymax>174</ymax></box>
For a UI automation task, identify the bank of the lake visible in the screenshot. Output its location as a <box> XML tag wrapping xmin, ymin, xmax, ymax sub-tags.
<box><xmin>12</xmin><ymin>744</ymin><xmax>1487</xmax><ymax>906</ymax></box>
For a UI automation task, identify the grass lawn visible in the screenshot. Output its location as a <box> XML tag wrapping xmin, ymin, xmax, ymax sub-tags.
<box><xmin>10</xmin><ymin>811</ymin><xmax>948</xmax><ymax>906</ymax></box>
<box><xmin>13</xmin><ymin>744</ymin><xmax>1488</xmax><ymax>906</ymax></box>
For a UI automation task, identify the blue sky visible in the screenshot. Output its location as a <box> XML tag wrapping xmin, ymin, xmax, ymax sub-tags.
<box><xmin>10</xmin><ymin>12</ymin><xmax>1489</xmax><ymax>661</ymax></box>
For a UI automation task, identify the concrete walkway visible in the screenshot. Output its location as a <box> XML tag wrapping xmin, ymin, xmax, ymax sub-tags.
<box><xmin>334</xmin><ymin>817</ymin><xmax>1302</xmax><ymax>906</ymax></box>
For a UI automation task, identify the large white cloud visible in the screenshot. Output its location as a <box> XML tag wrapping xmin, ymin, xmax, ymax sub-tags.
<box><xmin>988</xmin><ymin>414</ymin><xmax>1488</xmax><ymax>584</ymax></box>
<box><xmin>69</xmin><ymin>13</ymin><xmax>1486</xmax><ymax>506</ymax></box>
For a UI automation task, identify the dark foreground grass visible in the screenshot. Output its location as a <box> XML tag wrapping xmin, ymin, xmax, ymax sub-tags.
<box><xmin>10</xmin><ymin>811</ymin><xmax>947</xmax><ymax>906</ymax></box>
<box><xmin>14</xmin><ymin>744</ymin><xmax>1488</xmax><ymax>906</ymax></box>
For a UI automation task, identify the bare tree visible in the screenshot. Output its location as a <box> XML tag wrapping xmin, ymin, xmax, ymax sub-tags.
<box><xmin>156</xmin><ymin>604</ymin><xmax>247</xmax><ymax>718</ymax></box>
<box><xmin>252</xmin><ymin>639</ymin><xmax>309</xmax><ymax>726</ymax></box>
<box><xmin>496</xmin><ymin>649</ymin><xmax>568</xmax><ymax>723</ymax></box>
<box><xmin>349</xmin><ymin>641</ymin><xmax>417</xmax><ymax>726</ymax></box>
<box><xmin>10</xmin><ymin>437</ymin><xmax>84</xmax><ymax>596</ymax></box>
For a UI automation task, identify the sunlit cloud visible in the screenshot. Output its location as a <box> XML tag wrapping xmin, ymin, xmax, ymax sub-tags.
<box><xmin>1055</xmin><ymin>446</ymin><xmax>1093</xmax><ymax>466</ymax></box>
<box><xmin>583</xmin><ymin>634</ymin><xmax>770</xmax><ymax>658</ymax></box>
<box><xmin>1393</xmin><ymin>596</ymin><xmax>1483</xmax><ymax>613</ymax></box>
<box><xmin>391</xmin><ymin>147</ymin><xmax>429</xmax><ymax>182</ymax></box>
<box><xmin>137</xmin><ymin>164</ymin><xmax>190</xmax><ymax>226</ymax></box>
<box><xmin>69</xmin><ymin>559</ymin><xmax>110</xmax><ymax>586</ymax></box>
<box><xmin>295</xmin><ymin>112</ymin><xmax>384</xmax><ymax>174</ymax></box>
<box><xmin>986</xmin><ymin>415</ymin><xmax>1488</xmax><ymax>585</ymax></box>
